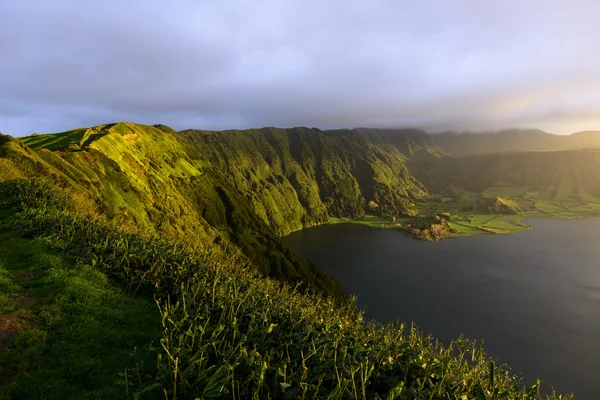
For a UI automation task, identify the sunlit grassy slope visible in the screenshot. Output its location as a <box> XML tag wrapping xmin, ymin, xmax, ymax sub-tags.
<box><xmin>8</xmin><ymin>124</ymin><xmax>350</xmax><ymax>299</ymax></box>
<box><xmin>0</xmin><ymin>177</ymin><xmax>571</xmax><ymax>399</ymax></box>
<box><xmin>0</xmin><ymin>123</ymin><xmax>588</xmax><ymax>397</ymax></box>
<box><xmin>19</xmin><ymin>128</ymin><xmax>87</xmax><ymax>151</ymax></box>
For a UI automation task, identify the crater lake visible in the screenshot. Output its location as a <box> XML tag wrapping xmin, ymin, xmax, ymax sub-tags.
<box><xmin>284</xmin><ymin>218</ymin><xmax>600</xmax><ymax>399</ymax></box>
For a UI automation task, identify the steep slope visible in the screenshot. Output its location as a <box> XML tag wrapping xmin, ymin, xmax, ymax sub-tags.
<box><xmin>181</xmin><ymin>127</ymin><xmax>430</xmax><ymax>235</ymax></box>
<box><xmin>411</xmin><ymin>149</ymin><xmax>600</xmax><ymax>196</ymax></box>
<box><xmin>2</xmin><ymin>125</ymin><xmax>342</xmax><ymax>298</ymax></box>
<box><xmin>431</xmin><ymin>129</ymin><xmax>600</xmax><ymax>156</ymax></box>
<box><xmin>0</xmin><ymin>124</ymin><xmax>578</xmax><ymax>398</ymax></box>
<box><xmin>6</xmin><ymin>123</ymin><xmax>435</xmax><ymax>298</ymax></box>
<box><xmin>0</xmin><ymin>178</ymin><xmax>567</xmax><ymax>399</ymax></box>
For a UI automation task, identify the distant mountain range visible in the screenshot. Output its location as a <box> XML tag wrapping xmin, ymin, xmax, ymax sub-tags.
<box><xmin>430</xmin><ymin>128</ymin><xmax>600</xmax><ymax>156</ymax></box>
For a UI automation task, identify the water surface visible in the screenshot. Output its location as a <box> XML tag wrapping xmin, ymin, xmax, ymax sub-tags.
<box><xmin>284</xmin><ymin>218</ymin><xmax>600</xmax><ymax>399</ymax></box>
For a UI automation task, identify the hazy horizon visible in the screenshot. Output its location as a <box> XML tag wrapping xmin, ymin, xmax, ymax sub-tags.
<box><xmin>2</xmin><ymin>0</ymin><xmax>600</xmax><ymax>136</ymax></box>
<box><xmin>8</xmin><ymin>124</ymin><xmax>600</xmax><ymax>139</ymax></box>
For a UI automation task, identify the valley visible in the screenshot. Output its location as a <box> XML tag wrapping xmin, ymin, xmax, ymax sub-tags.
<box><xmin>17</xmin><ymin>124</ymin><xmax>600</xmax><ymax>244</ymax></box>
<box><xmin>2</xmin><ymin>123</ymin><xmax>599</xmax><ymax>398</ymax></box>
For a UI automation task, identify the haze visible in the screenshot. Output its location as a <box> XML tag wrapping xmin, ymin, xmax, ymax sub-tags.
<box><xmin>2</xmin><ymin>0</ymin><xmax>600</xmax><ymax>137</ymax></box>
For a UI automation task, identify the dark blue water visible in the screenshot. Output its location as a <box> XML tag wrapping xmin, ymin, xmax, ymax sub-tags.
<box><xmin>284</xmin><ymin>218</ymin><xmax>600</xmax><ymax>399</ymax></box>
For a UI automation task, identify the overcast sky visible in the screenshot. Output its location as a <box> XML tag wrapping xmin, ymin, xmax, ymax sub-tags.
<box><xmin>2</xmin><ymin>0</ymin><xmax>600</xmax><ymax>136</ymax></box>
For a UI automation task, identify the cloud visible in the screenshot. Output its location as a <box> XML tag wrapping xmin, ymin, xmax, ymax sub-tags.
<box><xmin>2</xmin><ymin>0</ymin><xmax>600</xmax><ymax>136</ymax></box>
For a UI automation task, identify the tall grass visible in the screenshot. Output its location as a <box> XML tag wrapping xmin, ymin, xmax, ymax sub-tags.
<box><xmin>0</xmin><ymin>179</ymin><xmax>572</xmax><ymax>399</ymax></box>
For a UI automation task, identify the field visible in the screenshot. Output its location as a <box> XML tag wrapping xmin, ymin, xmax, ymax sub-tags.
<box><xmin>406</xmin><ymin>183</ymin><xmax>600</xmax><ymax>239</ymax></box>
<box><xmin>449</xmin><ymin>214</ymin><xmax>530</xmax><ymax>235</ymax></box>
<box><xmin>20</xmin><ymin>129</ymin><xmax>87</xmax><ymax>151</ymax></box>
<box><xmin>328</xmin><ymin>184</ymin><xmax>600</xmax><ymax>240</ymax></box>
<box><xmin>329</xmin><ymin>210</ymin><xmax>531</xmax><ymax>239</ymax></box>
<box><xmin>329</xmin><ymin>214</ymin><xmax>409</xmax><ymax>229</ymax></box>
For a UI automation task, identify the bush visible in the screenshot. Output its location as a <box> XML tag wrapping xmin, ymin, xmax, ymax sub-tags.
<box><xmin>0</xmin><ymin>179</ymin><xmax>71</xmax><ymax>213</ymax></box>
<box><xmin>0</xmin><ymin>134</ymin><xmax>12</xmax><ymax>151</ymax></box>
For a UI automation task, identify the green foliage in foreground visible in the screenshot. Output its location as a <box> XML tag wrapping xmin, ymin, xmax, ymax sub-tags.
<box><xmin>0</xmin><ymin>185</ymin><xmax>571</xmax><ymax>399</ymax></box>
<box><xmin>0</xmin><ymin>178</ymin><xmax>71</xmax><ymax>213</ymax></box>
<box><xmin>0</xmin><ymin>233</ymin><xmax>159</xmax><ymax>400</ymax></box>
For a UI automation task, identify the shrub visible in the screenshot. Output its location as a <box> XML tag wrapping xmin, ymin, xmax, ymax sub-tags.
<box><xmin>0</xmin><ymin>179</ymin><xmax>71</xmax><ymax>213</ymax></box>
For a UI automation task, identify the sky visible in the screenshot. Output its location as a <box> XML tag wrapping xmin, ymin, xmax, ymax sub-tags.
<box><xmin>2</xmin><ymin>0</ymin><xmax>600</xmax><ymax>136</ymax></box>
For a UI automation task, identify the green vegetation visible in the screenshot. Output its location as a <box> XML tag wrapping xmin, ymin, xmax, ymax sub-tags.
<box><xmin>0</xmin><ymin>229</ymin><xmax>159</xmax><ymax>399</ymax></box>
<box><xmin>10</xmin><ymin>126</ymin><xmax>345</xmax><ymax>299</ymax></box>
<box><xmin>1</xmin><ymin>123</ymin><xmax>593</xmax><ymax>397</ymax></box>
<box><xmin>0</xmin><ymin>178</ymin><xmax>570</xmax><ymax>399</ymax></box>
<box><xmin>404</xmin><ymin>149</ymin><xmax>600</xmax><ymax>239</ymax></box>
<box><xmin>403</xmin><ymin>213</ymin><xmax>457</xmax><ymax>241</ymax></box>
<box><xmin>431</xmin><ymin>129</ymin><xmax>600</xmax><ymax>156</ymax></box>
<box><xmin>329</xmin><ymin>214</ymin><xmax>407</xmax><ymax>229</ymax></box>
<box><xmin>20</xmin><ymin>128</ymin><xmax>87</xmax><ymax>151</ymax></box>
<box><xmin>181</xmin><ymin>127</ymin><xmax>429</xmax><ymax>234</ymax></box>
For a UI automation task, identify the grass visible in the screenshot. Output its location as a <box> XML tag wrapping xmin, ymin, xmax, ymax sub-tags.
<box><xmin>0</xmin><ymin>231</ymin><xmax>160</xmax><ymax>400</ymax></box>
<box><xmin>447</xmin><ymin>221</ymin><xmax>488</xmax><ymax>235</ymax></box>
<box><xmin>329</xmin><ymin>214</ymin><xmax>408</xmax><ymax>228</ymax></box>
<box><xmin>410</xmin><ymin>183</ymin><xmax>600</xmax><ymax>240</ymax></box>
<box><xmin>0</xmin><ymin>198</ymin><xmax>571</xmax><ymax>398</ymax></box>
<box><xmin>20</xmin><ymin>129</ymin><xmax>87</xmax><ymax>151</ymax></box>
<box><xmin>330</xmin><ymin>209</ymin><xmax>539</xmax><ymax>240</ymax></box>
<box><xmin>535</xmin><ymin>201</ymin><xmax>565</xmax><ymax>214</ymax></box>
<box><xmin>445</xmin><ymin>214</ymin><xmax>529</xmax><ymax>236</ymax></box>
<box><xmin>0</xmin><ymin>125</ymin><xmax>584</xmax><ymax>398</ymax></box>
<box><xmin>482</xmin><ymin>186</ymin><xmax>527</xmax><ymax>199</ymax></box>
<box><xmin>330</xmin><ymin>210</ymin><xmax>535</xmax><ymax>241</ymax></box>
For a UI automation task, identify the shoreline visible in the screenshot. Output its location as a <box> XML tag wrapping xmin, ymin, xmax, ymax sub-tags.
<box><xmin>317</xmin><ymin>212</ymin><xmax>599</xmax><ymax>241</ymax></box>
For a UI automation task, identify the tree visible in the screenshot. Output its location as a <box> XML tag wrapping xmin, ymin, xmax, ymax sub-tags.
<box><xmin>368</xmin><ymin>200</ymin><xmax>379</xmax><ymax>211</ymax></box>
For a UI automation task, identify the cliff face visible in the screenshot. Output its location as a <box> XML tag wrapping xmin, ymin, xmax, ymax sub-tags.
<box><xmin>6</xmin><ymin>122</ymin><xmax>600</xmax><ymax>296</ymax></box>
<box><xmin>3</xmin><ymin>123</ymin><xmax>432</xmax><ymax>298</ymax></box>
<box><xmin>181</xmin><ymin>126</ymin><xmax>431</xmax><ymax>235</ymax></box>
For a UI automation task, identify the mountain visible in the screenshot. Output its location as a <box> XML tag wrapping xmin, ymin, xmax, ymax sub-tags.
<box><xmin>180</xmin><ymin>126</ymin><xmax>432</xmax><ymax>233</ymax></box>
<box><xmin>431</xmin><ymin>128</ymin><xmax>600</xmax><ymax>156</ymax></box>
<box><xmin>2</xmin><ymin>123</ymin><xmax>440</xmax><ymax>299</ymax></box>
<box><xmin>411</xmin><ymin>149</ymin><xmax>600</xmax><ymax>195</ymax></box>
<box><xmin>0</xmin><ymin>123</ymin><xmax>578</xmax><ymax>398</ymax></box>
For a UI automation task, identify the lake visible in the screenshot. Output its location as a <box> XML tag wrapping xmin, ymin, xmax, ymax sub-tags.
<box><xmin>284</xmin><ymin>218</ymin><xmax>600</xmax><ymax>399</ymax></box>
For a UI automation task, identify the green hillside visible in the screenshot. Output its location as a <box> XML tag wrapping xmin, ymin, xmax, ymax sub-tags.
<box><xmin>181</xmin><ymin>127</ymin><xmax>430</xmax><ymax>234</ymax></box>
<box><xmin>431</xmin><ymin>129</ymin><xmax>600</xmax><ymax>156</ymax></box>
<box><xmin>3</xmin><ymin>124</ymin><xmax>347</xmax><ymax>299</ymax></box>
<box><xmin>0</xmin><ymin>123</ymin><xmax>584</xmax><ymax>398</ymax></box>
<box><xmin>0</xmin><ymin>175</ymin><xmax>568</xmax><ymax>399</ymax></box>
<box><xmin>407</xmin><ymin>149</ymin><xmax>600</xmax><ymax>236</ymax></box>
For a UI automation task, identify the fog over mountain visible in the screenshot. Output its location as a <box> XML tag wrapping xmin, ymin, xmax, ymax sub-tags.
<box><xmin>2</xmin><ymin>0</ymin><xmax>600</xmax><ymax>136</ymax></box>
